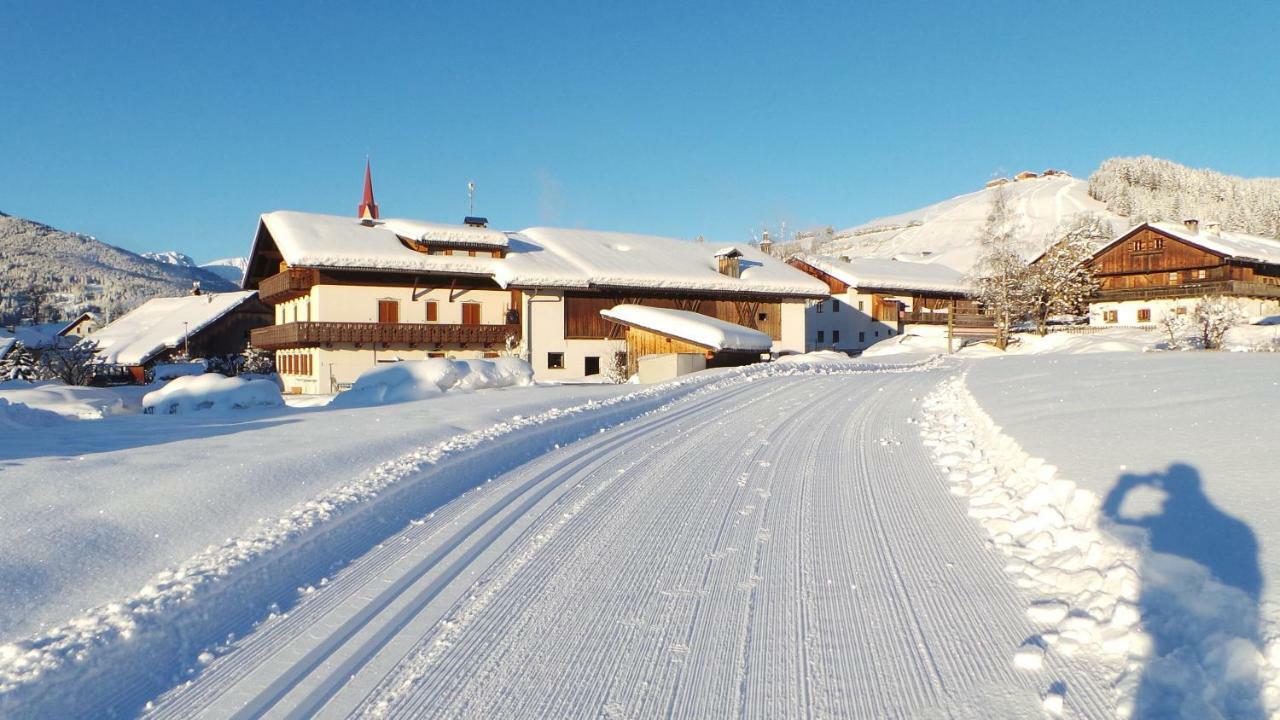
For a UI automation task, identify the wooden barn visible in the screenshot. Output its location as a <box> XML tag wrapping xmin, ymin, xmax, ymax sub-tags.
<box><xmin>1085</xmin><ymin>220</ymin><xmax>1280</xmax><ymax>325</ymax></box>
<box><xmin>599</xmin><ymin>304</ymin><xmax>773</xmax><ymax>377</ymax></box>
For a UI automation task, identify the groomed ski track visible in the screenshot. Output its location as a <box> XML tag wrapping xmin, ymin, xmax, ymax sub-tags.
<box><xmin>147</xmin><ymin>368</ymin><xmax>1114</xmax><ymax>719</ymax></box>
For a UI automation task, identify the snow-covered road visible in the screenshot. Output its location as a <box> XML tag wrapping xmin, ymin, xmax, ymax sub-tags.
<box><xmin>140</xmin><ymin>369</ymin><xmax>1112</xmax><ymax>719</ymax></box>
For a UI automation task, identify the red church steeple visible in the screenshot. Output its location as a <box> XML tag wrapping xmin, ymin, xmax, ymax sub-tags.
<box><xmin>358</xmin><ymin>158</ymin><xmax>380</xmax><ymax>220</ymax></box>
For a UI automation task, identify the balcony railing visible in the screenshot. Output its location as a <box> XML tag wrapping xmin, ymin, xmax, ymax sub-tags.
<box><xmin>258</xmin><ymin>268</ymin><xmax>319</xmax><ymax>304</ymax></box>
<box><xmin>899</xmin><ymin>310</ymin><xmax>994</xmax><ymax>327</ymax></box>
<box><xmin>1095</xmin><ymin>279</ymin><xmax>1280</xmax><ymax>302</ymax></box>
<box><xmin>251</xmin><ymin>321</ymin><xmax>521</xmax><ymax>350</ymax></box>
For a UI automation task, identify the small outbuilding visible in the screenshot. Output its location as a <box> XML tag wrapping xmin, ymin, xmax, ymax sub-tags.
<box><xmin>600</xmin><ymin>304</ymin><xmax>772</xmax><ymax>379</ymax></box>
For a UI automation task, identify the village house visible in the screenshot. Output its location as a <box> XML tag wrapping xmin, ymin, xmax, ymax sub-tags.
<box><xmin>1085</xmin><ymin>220</ymin><xmax>1280</xmax><ymax>325</ymax></box>
<box><xmin>241</xmin><ymin>167</ymin><xmax>827</xmax><ymax>392</ymax></box>
<box><xmin>786</xmin><ymin>254</ymin><xmax>976</xmax><ymax>352</ymax></box>
<box><xmin>92</xmin><ymin>290</ymin><xmax>271</xmax><ymax>382</ymax></box>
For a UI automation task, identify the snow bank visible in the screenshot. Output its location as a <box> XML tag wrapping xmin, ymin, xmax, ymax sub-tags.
<box><xmin>142</xmin><ymin>374</ymin><xmax>284</xmax><ymax>415</ymax></box>
<box><xmin>330</xmin><ymin>358</ymin><xmax>535</xmax><ymax>408</ymax></box>
<box><xmin>862</xmin><ymin>324</ymin><xmax>963</xmax><ymax>357</ymax></box>
<box><xmin>0</xmin><ymin>380</ymin><xmax>128</xmax><ymax>419</ymax></box>
<box><xmin>924</xmin><ymin>369</ymin><xmax>1280</xmax><ymax>718</ymax></box>
<box><xmin>601</xmin><ymin>304</ymin><xmax>773</xmax><ymax>351</ymax></box>
<box><xmin>0</xmin><ymin>398</ymin><xmax>64</xmax><ymax>429</ymax></box>
<box><xmin>152</xmin><ymin>361</ymin><xmax>207</xmax><ymax>381</ymax></box>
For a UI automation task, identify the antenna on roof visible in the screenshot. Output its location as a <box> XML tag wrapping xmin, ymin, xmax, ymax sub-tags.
<box><xmin>467</xmin><ymin>181</ymin><xmax>476</xmax><ymax>216</ymax></box>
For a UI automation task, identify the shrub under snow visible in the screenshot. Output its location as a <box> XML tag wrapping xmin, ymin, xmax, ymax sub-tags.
<box><xmin>330</xmin><ymin>358</ymin><xmax>535</xmax><ymax>408</ymax></box>
<box><xmin>143</xmin><ymin>374</ymin><xmax>284</xmax><ymax>415</ymax></box>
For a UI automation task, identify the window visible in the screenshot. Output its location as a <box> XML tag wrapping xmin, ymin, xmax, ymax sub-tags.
<box><xmin>461</xmin><ymin>302</ymin><xmax>481</xmax><ymax>325</ymax></box>
<box><xmin>874</xmin><ymin>330</ymin><xmax>880</xmax><ymax>337</ymax></box>
<box><xmin>377</xmin><ymin>299</ymin><xmax>399</xmax><ymax>324</ymax></box>
<box><xmin>1104</xmin><ymin>310</ymin><xmax>1118</xmax><ymax>324</ymax></box>
<box><xmin>1154</xmin><ymin>238</ymin><xmax>1164</xmax><ymax>249</ymax></box>
<box><xmin>1138</xmin><ymin>308</ymin><xmax>1152</xmax><ymax>322</ymax></box>
<box><xmin>832</xmin><ymin>299</ymin><xmax>840</xmax><ymax>312</ymax></box>
<box><xmin>585</xmin><ymin>356</ymin><xmax>601</xmax><ymax>376</ymax></box>
<box><xmin>832</xmin><ymin>330</ymin><xmax>841</xmax><ymax>343</ymax></box>
<box><xmin>547</xmin><ymin>352</ymin><xmax>565</xmax><ymax>369</ymax></box>
<box><xmin>815</xmin><ymin>302</ymin><xmax>823</xmax><ymax>313</ymax></box>
<box><xmin>425</xmin><ymin>300</ymin><xmax>438</xmax><ymax>322</ymax></box>
<box><xmin>1131</xmin><ymin>240</ymin><xmax>1143</xmax><ymax>252</ymax></box>
<box><xmin>857</xmin><ymin>300</ymin><xmax>864</xmax><ymax>311</ymax></box>
<box><xmin>1175</xmin><ymin>306</ymin><xmax>1188</xmax><ymax>315</ymax></box>
<box><xmin>1168</xmin><ymin>272</ymin><xmax>1179</xmax><ymax>285</ymax></box>
<box><xmin>858</xmin><ymin>331</ymin><xmax>865</xmax><ymax>343</ymax></box>
<box><xmin>816</xmin><ymin>330</ymin><xmax>825</xmax><ymax>343</ymax></box>
<box><xmin>757</xmin><ymin>312</ymin><xmax>768</xmax><ymax>322</ymax></box>
<box><xmin>1197</xmin><ymin>269</ymin><xmax>1207</xmax><ymax>279</ymax></box>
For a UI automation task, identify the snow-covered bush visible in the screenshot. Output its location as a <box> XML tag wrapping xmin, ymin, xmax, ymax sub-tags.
<box><xmin>142</xmin><ymin>374</ymin><xmax>284</xmax><ymax>415</ymax></box>
<box><xmin>1191</xmin><ymin>296</ymin><xmax>1245</xmax><ymax>350</ymax></box>
<box><xmin>239</xmin><ymin>347</ymin><xmax>275</xmax><ymax>375</ymax></box>
<box><xmin>330</xmin><ymin>357</ymin><xmax>535</xmax><ymax>408</ymax></box>
<box><xmin>0</xmin><ymin>380</ymin><xmax>129</xmax><ymax>419</ymax></box>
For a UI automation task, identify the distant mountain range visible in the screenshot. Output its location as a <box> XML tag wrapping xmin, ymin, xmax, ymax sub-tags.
<box><xmin>143</xmin><ymin>251</ymin><xmax>247</xmax><ymax>285</ymax></box>
<box><xmin>0</xmin><ymin>212</ymin><xmax>240</xmax><ymax>325</ymax></box>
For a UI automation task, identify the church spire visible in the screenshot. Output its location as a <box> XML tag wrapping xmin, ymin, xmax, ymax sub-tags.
<box><xmin>358</xmin><ymin>158</ymin><xmax>380</xmax><ymax>220</ymax></box>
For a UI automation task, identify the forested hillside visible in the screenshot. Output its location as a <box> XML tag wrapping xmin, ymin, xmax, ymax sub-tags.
<box><xmin>1088</xmin><ymin>156</ymin><xmax>1280</xmax><ymax>238</ymax></box>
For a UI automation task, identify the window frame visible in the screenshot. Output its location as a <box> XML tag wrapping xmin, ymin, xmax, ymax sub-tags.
<box><xmin>547</xmin><ymin>352</ymin><xmax>565</xmax><ymax>370</ymax></box>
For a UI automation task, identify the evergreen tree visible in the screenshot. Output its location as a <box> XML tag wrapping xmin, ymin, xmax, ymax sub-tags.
<box><xmin>0</xmin><ymin>341</ymin><xmax>40</xmax><ymax>381</ymax></box>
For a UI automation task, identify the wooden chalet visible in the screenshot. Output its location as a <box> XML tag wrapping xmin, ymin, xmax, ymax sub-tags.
<box><xmin>1085</xmin><ymin>220</ymin><xmax>1280</xmax><ymax>325</ymax></box>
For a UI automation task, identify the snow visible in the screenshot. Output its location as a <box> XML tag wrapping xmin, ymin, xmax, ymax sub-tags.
<box><xmin>329</xmin><ymin>358</ymin><xmax>536</xmax><ymax>408</ymax></box>
<box><xmin>1143</xmin><ymin>221</ymin><xmax>1280</xmax><ymax>266</ymax></box>
<box><xmin>600</xmin><ymin>304</ymin><xmax>774</xmax><ymax>351</ymax></box>
<box><xmin>91</xmin><ymin>291</ymin><xmax>258</xmax><ymax>365</ymax></box>
<box><xmin>511</xmin><ymin>227</ymin><xmax>828</xmax><ymax>296</ymax></box>
<box><xmin>932</xmin><ymin>353</ymin><xmax>1280</xmax><ymax>717</ymax></box>
<box><xmin>0</xmin><ymin>323</ymin><xmax>66</xmax><ymax>352</ymax></box>
<box><xmin>151</xmin><ymin>361</ymin><xmax>208</xmax><ymax>381</ymax></box>
<box><xmin>791</xmin><ymin>252</ymin><xmax>970</xmax><ymax>293</ymax></box>
<box><xmin>829</xmin><ymin>175</ymin><xmax>1127</xmax><ymax>273</ymax></box>
<box><xmin>142</xmin><ymin>374</ymin><xmax>284</xmax><ymax>415</ymax></box>
<box><xmin>199</xmin><ymin>256</ymin><xmax>248</xmax><ymax>286</ymax></box>
<box><xmin>0</xmin><ymin>380</ymin><xmax>129</xmax><ymax>419</ymax></box>
<box><xmin>254</xmin><ymin>211</ymin><xmax>828</xmax><ymax>297</ymax></box>
<box><xmin>0</xmin><ymin>398</ymin><xmax>63</xmax><ymax>429</ymax></box>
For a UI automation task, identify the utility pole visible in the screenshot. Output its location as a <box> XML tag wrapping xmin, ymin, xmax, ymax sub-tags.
<box><xmin>467</xmin><ymin>181</ymin><xmax>476</xmax><ymax>216</ymax></box>
<box><xmin>183</xmin><ymin>321</ymin><xmax>190</xmax><ymax>358</ymax></box>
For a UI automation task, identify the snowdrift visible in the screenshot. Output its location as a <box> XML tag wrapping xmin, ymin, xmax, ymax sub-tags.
<box><xmin>142</xmin><ymin>374</ymin><xmax>284</xmax><ymax>415</ymax></box>
<box><xmin>330</xmin><ymin>358</ymin><xmax>535</xmax><ymax>408</ymax></box>
<box><xmin>0</xmin><ymin>380</ymin><xmax>128</xmax><ymax>419</ymax></box>
<box><xmin>0</xmin><ymin>398</ymin><xmax>65</xmax><ymax>429</ymax></box>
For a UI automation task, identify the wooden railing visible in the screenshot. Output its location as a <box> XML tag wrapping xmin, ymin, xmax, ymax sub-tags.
<box><xmin>899</xmin><ymin>310</ymin><xmax>994</xmax><ymax>327</ymax></box>
<box><xmin>251</xmin><ymin>322</ymin><xmax>520</xmax><ymax>350</ymax></box>
<box><xmin>257</xmin><ymin>268</ymin><xmax>319</xmax><ymax>304</ymax></box>
<box><xmin>1095</xmin><ymin>279</ymin><xmax>1280</xmax><ymax>302</ymax></box>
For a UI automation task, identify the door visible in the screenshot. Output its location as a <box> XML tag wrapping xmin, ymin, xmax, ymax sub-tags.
<box><xmin>462</xmin><ymin>302</ymin><xmax>481</xmax><ymax>325</ymax></box>
<box><xmin>378</xmin><ymin>300</ymin><xmax>399</xmax><ymax>324</ymax></box>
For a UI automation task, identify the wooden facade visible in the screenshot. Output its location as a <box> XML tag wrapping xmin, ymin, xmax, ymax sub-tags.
<box><xmin>563</xmin><ymin>292</ymin><xmax>783</xmax><ymax>341</ymax></box>
<box><xmin>1088</xmin><ymin>225</ymin><xmax>1280</xmax><ymax>301</ymax></box>
<box><xmin>611</xmin><ymin>325</ymin><xmax>761</xmax><ymax>377</ymax></box>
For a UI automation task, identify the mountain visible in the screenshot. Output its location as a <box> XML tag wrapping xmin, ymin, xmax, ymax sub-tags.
<box><xmin>818</xmin><ymin>172</ymin><xmax>1127</xmax><ymax>273</ymax></box>
<box><xmin>1088</xmin><ymin>156</ymin><xmax>1280</xmax><ymax>238</ymax></box>
<box><xmin>146</xmin><ymin>251</ymin><xmax>247</xmax><ymax>286</ymax></box>
<box><xmin>197</xmin><ymin>257</ymin><xmax>248</xmax><ymax>286</ymax></box>
<box><xmin>141</xmin><ymin>250</ymin><xmax>198</xmax><ymax>267</ymax></box>
<box><xmin>0</xmin><ymin>213</ymin><xmax>239</xmax><ymax>325</ymax></box>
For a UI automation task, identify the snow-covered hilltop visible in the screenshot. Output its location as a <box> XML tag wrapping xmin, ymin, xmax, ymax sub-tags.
<box><xmin>145</xmin><ymin>252</ymin><xmax>248</xmax><ymax>286</ymax></box>
<box><xmin>820</xmin><ymin>173</ymin><xmax>1127</xmax><ymax>273</ymax></box>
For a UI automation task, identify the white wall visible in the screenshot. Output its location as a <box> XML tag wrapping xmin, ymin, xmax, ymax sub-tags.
<box><xmin>310</xmin><ymin>285</ymin><xmax>511</xmax><ymax>325</ymax></box>
<box><xmin>802</xmin><ymin>292</ymin><xmax>898</xmax><ymax>353</ymax></box>
<box><xmin>1088</xmin><ymin>296</ymin><xmax>1280</xmax><ymax>326</ymax></box>
<box><xmin>523</xmin><ymin>290</ymin><xmax>624</xmax><ymax>381</ymax></box>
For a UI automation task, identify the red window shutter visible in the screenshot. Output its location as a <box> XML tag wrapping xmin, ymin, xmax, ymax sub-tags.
<box><xmin>426</xmin><ymin>301</ymin><xmax>438</xmax><ymax>322</ymax></box>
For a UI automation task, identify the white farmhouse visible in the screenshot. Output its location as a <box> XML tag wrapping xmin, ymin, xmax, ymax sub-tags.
<box><xmin>241</xmin><ymin>171</ymin><xmax>826</xmax><ymax>392</ymax></box>
<box><xmin>1086</xmin><ymin>220</ymin><xmax>1280</xmax><ymax>325</ymax></box>
<box><xmin>786</xmin><ymin>254</ymin><xmax>976</xmax><ymax>352</ymax></box>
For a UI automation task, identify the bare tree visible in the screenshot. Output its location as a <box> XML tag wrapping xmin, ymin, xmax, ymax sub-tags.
<box><xmin>1026</xmin><ymin>213</ymin><xmax>1108</xmax><ymax>334</ymax></box>
<box><xmin>970</xmin><ymin>186</ymin><xmax>1033</xmax><ymax>349</ymax></box>
<box><xmin>39</xmin><ymin>339</ymin><xmax>101</xmax><ymax>385</ymax></box>
<box><xmin>1190</xmin><ymin>296</ymin><xmax>1244</xmax><ymax>350</ymax></box>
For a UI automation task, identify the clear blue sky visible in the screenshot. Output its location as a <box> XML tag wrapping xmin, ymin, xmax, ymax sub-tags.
<box><xmin>4</xmin><ymin>2</ymin><xmax>1279</xmax><ymax>263</ymax></box>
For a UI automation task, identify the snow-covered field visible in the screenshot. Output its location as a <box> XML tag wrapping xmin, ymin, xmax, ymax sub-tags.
<box><xmin>0</xmin><ymin>346</ymin><xmax>1276</xmax><ymax>718</ymax></box>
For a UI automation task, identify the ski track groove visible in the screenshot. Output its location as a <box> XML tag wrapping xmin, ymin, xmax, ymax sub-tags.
<box><xmin>146</xmin><ymin>366</ymin><xmax>1119</xmax><ymax>719</ymax></box>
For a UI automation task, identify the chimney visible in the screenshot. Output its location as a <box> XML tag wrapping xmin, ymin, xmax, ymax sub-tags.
<box><xmin>838</xmin><ymin>255</ymin><xmax>850</xmax><ymax>263</ymax></box>
<box><xmin>358</xmin><ymin>158</ymin><xmax>380</xmax><ymax>221</ymax></box>
<box><xmin>714</xmin><ymin>247</ymin><xmax>743</xmax><ymax>278</ymax></box>
<box><xmin>1205</xmin><ymin>221</ymin><xmax>1222</xmax><ymax>236</ymax></box>
<box><xmin>190</xmin><ymin>280</ymin><xmax>202</xmax><ymax>296</ymax></box>
<box><xmin>759</xmin><ymin>230</ymin><xmax>773</xmax><ymax>257</ymax></box>
<box><xmin>1183</xmin><ymin>218</ymin><xmax>1199</xmax><ymax>234</ymax></box>
<box><xmin>463</xmin><ymin>216</ymin><xmax>489</xmax><ymax>228</ymax></box>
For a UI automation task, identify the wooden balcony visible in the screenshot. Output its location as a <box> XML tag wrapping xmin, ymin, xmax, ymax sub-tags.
<box><xmin>251</xmin><ymin>322</ymin><xmax>521</xmax><ymax>350</ymax></box>
<box><xmin>1095</xmin><ymin>279</ymin><xmax>1280</xmax><ymax>302</ymax></box>
<box><xmin>258</xmin><ymin>268</ymin><xmax>318</xmax><ymax>304</ymax></box>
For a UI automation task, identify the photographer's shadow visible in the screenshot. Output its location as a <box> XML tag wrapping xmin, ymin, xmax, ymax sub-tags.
<box><xmin>1102</xmin><ymin>462</ymin><xmax>1266</xmax><ymax>719</ymax></box>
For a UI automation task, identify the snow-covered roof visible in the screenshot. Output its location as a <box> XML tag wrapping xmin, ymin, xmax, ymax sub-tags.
<box><xmin>0</xmin><ymin>322</ymin><xmax>66</xmax><ymax>351</ymax></box>
<box><xmin>252</xmin><ymin>211</ymin><xmax>828</xmax><ymax>297</ymax></box>
<box><xmin>792</xmin><ymin>253</ymin><xmax>970</xmax><ymax>294</ymax></box>
<box><xmin>600</xmin><ymin>304</ymin><xmax>774</xmax><ymax>352</ymax></box>
<box><xmin>510</xmin><ymin>228</ymin><xmax>828</xmax><ymax>296</ymax></box>
<box><xmin>92</xmin><ymin>291</ymin><xmax>259</xmax><ymax>365</ymax></box>
<box><xmin>1145</xmin><ymin>222</ymin><xmax>1280</xmax><ymax>266</ymax></box>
